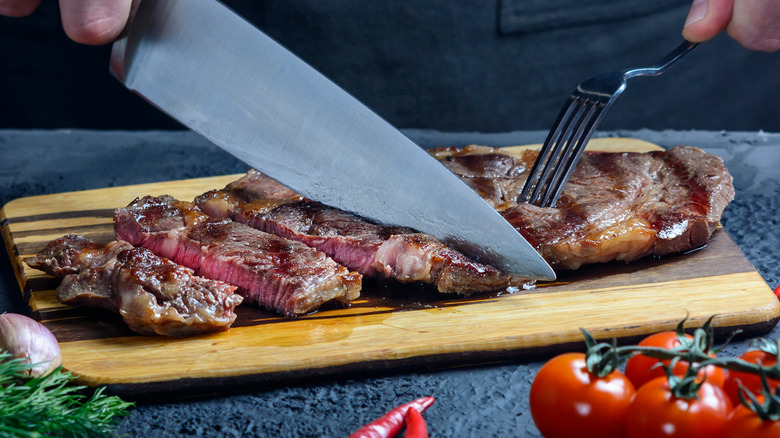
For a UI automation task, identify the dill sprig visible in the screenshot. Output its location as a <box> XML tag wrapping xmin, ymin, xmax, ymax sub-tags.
<box><xmin>0</xmin><ymin>350</ymin><xmax>133</xmax><ymax>437</ymax></box>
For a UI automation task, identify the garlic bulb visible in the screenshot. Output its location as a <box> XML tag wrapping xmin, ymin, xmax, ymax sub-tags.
<box><xmin>0</xmin><ymin>313</ymin><xmax>62</xmax><ymax>377</ymax></box>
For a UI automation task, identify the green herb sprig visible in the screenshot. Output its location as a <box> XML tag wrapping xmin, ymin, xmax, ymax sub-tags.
<box><xmin>0</xmin><ymin>350</ymin><xmax>133</xmax><ymax>437</ymax></box>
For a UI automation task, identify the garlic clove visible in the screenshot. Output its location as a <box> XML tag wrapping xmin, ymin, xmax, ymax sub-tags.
<box><xmin>0</xmin><ymin>313</ymin><xmax>63</xmax><ymax>377</ymax></box>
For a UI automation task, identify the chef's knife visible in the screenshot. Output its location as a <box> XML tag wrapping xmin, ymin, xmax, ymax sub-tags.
<box><xmin>110</xmin><ymin>0</ymin><xmax>555</xmax><ymax>281</ymax></box>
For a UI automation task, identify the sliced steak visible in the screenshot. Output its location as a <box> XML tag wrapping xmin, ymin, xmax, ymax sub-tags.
<box><xmin>111</xmin><ymin>246</ymin><xmax>242</xmax><ymax>336</ymax></box>
<box><xmin>114</xmin><ymin>195</ymin><xmax>362</xmax><ymax>317</ymax></box>
<box><xmin>434</xmin><ymin>145</ymin><xmax>735</xmax><ymax>269</ymax></box>
<box><xmin>433</xmin><ymin>145</ymin><xmax>530</xmax><ymax>211</ymax></box>
<box><xmin>22</xmin><ymin>234</ymin><xmax>121</xmax><ymax>279</ymax></box>
<box><xmin>195</xmin><ymin>170</ymin><xmax>518</xmax><ymax>295</ymax></box>
<box><xmin>24</xmin><ymin>235</ymin><xmax>242</xmax><ymax>336</ymax></box>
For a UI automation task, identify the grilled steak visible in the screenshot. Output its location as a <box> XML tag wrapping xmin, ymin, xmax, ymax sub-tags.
<box><xmin>434</xmin><ymin>145</ymin><xmax>735</xmax><ymax>269</ymax></box>
<box><xmin>433</xmin><ymin>145</ymin><xmax>529</xmax><ymax>211</ymax></box>
<box><xmin>195</xmin><ymin>170</ymin><xmax>518</xmax><ymax>294</ymax></box>
<box><xmin>114</xmin><ymin>195</ymin><xmax>362</xmax><ymax>317</ymax></box>
<box><xmin>24</xmin><ymin>235</ymin><xmax>242</xmax><ymax>336</ymax></box>
<box><xmin>22</xmin><ymin>234</ymin><xmax>118</xmax><ymax>279</ymax></box>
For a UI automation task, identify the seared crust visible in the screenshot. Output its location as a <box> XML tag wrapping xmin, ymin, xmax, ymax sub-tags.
<box><xmin>436</xmin><ymin>145</ymin><xmax>735</xmax><ymax>269</ymax></box>
<box><xmin>24</xmin><ymin>235</ymin><xmax>242</xmax><ymax>336</ymax></box>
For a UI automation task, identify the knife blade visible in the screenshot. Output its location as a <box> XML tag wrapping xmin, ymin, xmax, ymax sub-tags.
<box><xmin>109</xmin><ymin>0</ymin><xmax>555</xmax><ymax>281</ymax></box>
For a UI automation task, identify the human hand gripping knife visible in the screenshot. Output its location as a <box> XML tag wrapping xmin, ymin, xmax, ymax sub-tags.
<box><xmin>109</xmin><ymin>0</ymin><xmax>555</xmax><ymax>281</ymax></box>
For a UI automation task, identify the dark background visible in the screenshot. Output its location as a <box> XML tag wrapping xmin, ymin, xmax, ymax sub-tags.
<box><xmin>1</xmin><ymin>0</ymin><xmax>779</xmax><ymax>133</ymax></box>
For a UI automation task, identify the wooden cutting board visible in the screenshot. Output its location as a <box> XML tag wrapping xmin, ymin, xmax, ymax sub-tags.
<box><xmin>2</xmin><ymin>138</ymin><xmax>778</xmax><ymax>399</ymax></box>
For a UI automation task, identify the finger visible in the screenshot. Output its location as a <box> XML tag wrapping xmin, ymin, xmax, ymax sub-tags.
<box><xmin>59</xmin><ymin>0</ymin><xmax>132</xmax><ymax>45</ymax></box>
<box><xmin>0</xmin><ymin>0</ymin><xmax>42</xmax><ymax>17</ymax></box>
<box><xmin>681</xmin><ymin>0</ymin><xmax>735</xmax><ymax>42</ymax></box>
<box><xmin>726</xmin><ymin>0</ymin><xmax>780</xmax><ymax>52</ymax></box>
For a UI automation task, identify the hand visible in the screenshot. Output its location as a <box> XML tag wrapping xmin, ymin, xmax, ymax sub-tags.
<box><xmin>683</xmin><ymin>0</ymin><xmax>780</xmax><ymax>52</ymax></box>
<box><xmin>0</xmin><ymin>0</ymin><xmax>131</xmax><ymax>45</ymax></box>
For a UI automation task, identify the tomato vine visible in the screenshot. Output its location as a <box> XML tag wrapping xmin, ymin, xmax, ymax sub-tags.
<box><xmin>582</xmin><ymin>317</ymin><xmax>780</xmax><ymax>382</ymax></box>
<box><xmin>531</xmin><ymin>316</ymin><xmax>780</xmax><ymax>438</ymax></box>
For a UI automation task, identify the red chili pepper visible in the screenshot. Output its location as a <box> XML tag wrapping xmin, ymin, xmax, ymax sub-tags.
<box><xmin>404</xmin><ymin>407</ymin><xmax>428</xmax><ymax>438</ymax></box>
<box><xmin>774</xmin><ymin>284</ymin><xmax>780</xmax><ymax>300</ymax></box>
<box><xmin>349</xmin><ymin>396</ymin><xmax>435</xmax><ymax>438</ymax></box>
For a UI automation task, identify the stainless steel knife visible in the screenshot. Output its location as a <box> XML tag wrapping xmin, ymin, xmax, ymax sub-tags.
<box><xmin>110</xmin><ymin>0</ymin><xmax>555</xmax><ymax>281</ymax></box>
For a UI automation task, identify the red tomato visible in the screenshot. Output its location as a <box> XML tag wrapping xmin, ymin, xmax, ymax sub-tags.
<box><xmin>723</xmin><ymin>349</ymin><xmax>780</xmax><ymax>406</ymax></box>
<box><xmin>623</xmin><ymin>376</ymin><xmax>732</xmax><ymax>438</ymax></box>
<box><xmin>721</xmin><ymin>397</ymin><xmax>780</xmax><ymax>438</ymax></box>
<box><xmin>530</xmin><ymin>352</ymin><xmax>635</xmax><ymax>438</ymax></box>
<box><xmin>774</xmin><ymin>284</ymin><xmax>780</xmax><ymax>301</ymax></box>
<box><xmin>624</xmin><ymin>331</ymin><xmax>725</xmax><ymax>389</ymax></box>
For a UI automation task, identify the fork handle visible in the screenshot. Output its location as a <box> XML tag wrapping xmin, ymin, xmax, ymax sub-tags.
<box><xmin>624</xmin><ymin>41</ymin><xmax>699</xmax><ymax>79</ymax></box>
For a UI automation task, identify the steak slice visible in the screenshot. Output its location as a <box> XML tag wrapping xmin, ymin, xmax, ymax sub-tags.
<box><xmin>433</xmin><ymin>145</ymin><xmax>529</xmax><ymax>211</ymax></box>
<box><xmin>24</xmin><ymin>235</ymin><xmax>242</xmax><ymax>336</ymax></box>
<box><xmin>22</xmin><ymin>234</ymin><xmax>119</xmax><ymax>279</ymax></box>
<box><xmin>114</xmin><ymin>195</ymin><xmax>362</xmax><ymax>317</ymax></box>
<box><xmin>433</xmin><ymin>145</ymin><xmax>735</xmax><ymax>269</ymax></box>
<box><xmin>195</xmin><ymin>170</ymin><xmax>519</xmax><ymax>295</ymax></box>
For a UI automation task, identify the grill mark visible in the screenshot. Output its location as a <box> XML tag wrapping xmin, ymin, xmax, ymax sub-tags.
<box><xmin>611</xmin><ymin>151</ymin><xmax>710</xmax><ymax>240</ymax></box>
<box><xmin>664</xmin><ymin>152</ymin><xmax>711</xmax><ymax>218</ymax></box>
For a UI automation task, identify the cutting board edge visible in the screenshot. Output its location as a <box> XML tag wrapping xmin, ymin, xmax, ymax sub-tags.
<box><xmin>499</xmin><ymin>137</ymin><xmax>666</xmax><ymax>154</ymax></box>
<box><xmin>0</xmin><ymin>173</ymin><xmax>247</xmax><ymax>219</ymax></box>
<box><xmin>63</xmin><ymin>271</ymin><xmax>780</xmax><ymax>390</ymax></box>
<box><xmin>86</xmin><ymin>310</ymin><xmax>780</xmax><ymax>402</ymax></box>
<box><xmin>1</xmin><ymin>207</ymin><xmax>30</xmax><ymax>309</ymax></box>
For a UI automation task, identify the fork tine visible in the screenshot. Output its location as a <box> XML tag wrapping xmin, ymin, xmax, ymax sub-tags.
<box><xmin>530</xmin><ymin>102</ymin><xmax>593</xmax><ymax>206</ymax></box>
<box><xmin>521</xmin><ymin>96</ymin><xmax>593</xmax><ymax>206</ymax></box>
<box><xmin>518</xmin><ymin>96</ymin><xmax>583</xmax><ymax>204</ymax></box>
<box><xmin>522</xmin><ymin>41</ymin><xmax>696</xmax><ymax>208</ymax></box>
<box><xmin>537</xmin><ymin>102</ymin><xmax>605</xmax><ymax>207</ymax></box>
<box><xmin>518</xmin><ymin>112</ymin><xmax>567</xmax><ymax>203</ymax></box>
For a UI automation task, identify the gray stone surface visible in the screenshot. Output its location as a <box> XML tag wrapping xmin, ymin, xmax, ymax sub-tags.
<box><xmin>1</xmin><ymin>129</ymin><xmax>778</xmax><ymax>437</ymax></box>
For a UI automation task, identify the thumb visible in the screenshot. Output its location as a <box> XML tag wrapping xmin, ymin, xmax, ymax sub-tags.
<box><xmin>0</xmin><ymin>0</ymin><xmax>43</xmax><ymax>17</ymax></box>
<box><xmin>681</xmin><ymin>0</ymin><xmax>734</xmax><ymax>42</ymax></box>
<box><xmin>59</xmin><ymin>0</ymin><xmax>132</xmax><ymax>45</ymax></box>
